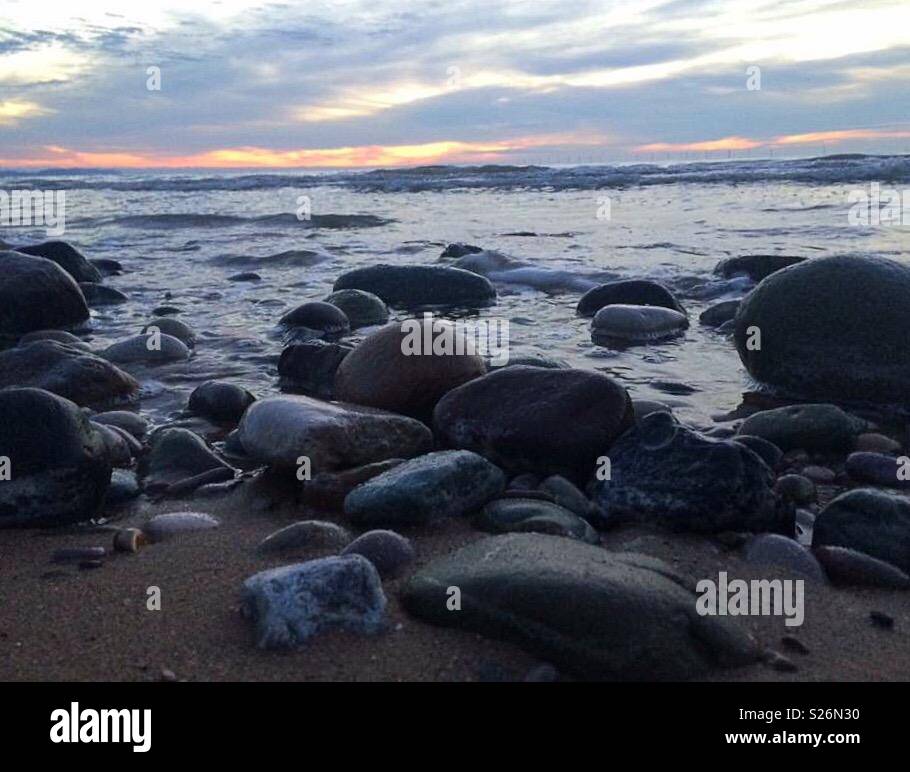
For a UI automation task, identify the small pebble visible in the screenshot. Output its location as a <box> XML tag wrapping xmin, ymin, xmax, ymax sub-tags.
<box><xmin>144</xmin><ymin>511</ymin><xmax>220</xmax><ymax>541</ymax></box>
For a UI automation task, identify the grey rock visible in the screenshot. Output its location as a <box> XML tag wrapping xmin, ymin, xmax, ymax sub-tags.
<box><xmin>106</xmin><ymin>469</ymin><xmax>140</xmax><ymax>505</ymax></box>
<box><xmin>742</xmin><ymin>534</ymin><xmax>826</xmax><ymax>582</ymax></box>
<box><xmin>591</xmin><ymin>304</ymin><xmax>688</xmax><ymax>345</ymax></box>
<box><xmin>139</xmin><ymin>428</ymin><xmax>233</xmax><ymax>490</ymax></box>
<box><xmin>342</xmin><ymin>530</ymin><xmax>415</xmax><ymax>578</ymax></box>
<box><xmin>846</xmin><ymin>452</ymin><xmax>910</xmax><ymax>488</ymax></box>
<box><xmin>715</xmin><ymin>254</ymin><xmax>805</xmax><ymax>281</ymax></box>
<box><xmin>699</xmin><ymin>300</ymin><xmax>741</xmax><ymax>327</ymax></box>
<box><xmin>323</xmin><ymin>289</ymin><xmax>389</xmax><ymax>328</ymax></box>
<box><xmin>188</xmin><ymin>380</ymin><xmax>256</xmax><ymax>424</ymax></box>
<box><xmin>102</xmin><ymin>333</ymin><xmax>190</xmax><ymax>364</ymax></box>
<box><xmin>79</xmin><ymin>282</ymin><xmax>128</xmax><ymax>306</ymax></box>
<box><xmin>141</xmin><ymin>317</ymin><xmax>197</xmax><ymax>347</ymax></box>
<box><xmin>737</xmin><ymin>403</ymin><xmax>869</xmax><ymax>452</ymax></box>
<box><xmin>344</xmin><ymin>450</ymin><xmax>505</xmax><ymax>526</ymax></box>
<box><xmin>813</xmin><ymin>545</ymin><xmax>910</xmax><ymax>589</ymax></box>
<box><xmin>774</xmin><ymin>474</ymin><xmax>816</xmax><ymax>505</ymax></box>
<box><xmin>475</xmin><ymin>498</ymin><xmax>599</xmax><ymax>543</ymax></box>
<box><xmin>538</xmin><ymin>475</ymin><xmax>595</xmax><ymax>519</ymax></box>
<box><xmin>576</xmin><ymin>279</ymin><xmax>685</xmax><ymax>317</ymax></box>
<box><xmin>278</xmin><ymin>340</ymin><xmax>352</xmax><ymax>398</ymax></box>
<box><xmin>144</xmin><ymin>511</ymin><xmax>220</xmax><ymax>541</ymax></box>
<box><xmin>401</xmin><ymin>533</ymin><xmax>760</xmax><ymax>680</ymax></box>
<box><xmin>732</xmin><ymin>434</ymin><xmax>783</xmax><ymax>469</ymax></box>
<box><xmin>242</xmin><ymin>555</ymin><xmax>386</xmax><ymax>649</ymax></box>
<box><xmin>279</xmin><ymin>301</ymin><xmax>350</xmax><ymax>340</ymax></box>
<box><xmin>333</xmin><ymin>264</ymin><xmax>496</xmax><ymax>309</ymax></box>
<box><xmin>257</xmin><ymin>520</ymin><xmax>351</xmax><ymax>554</ymax></box>
<box><xmin>91</xmin><ymin>410</ymin><xmax>148</xmax><ymax>439</ymax></box>
<box><xmin>15</xmin><ymin>241</ymin><xmax>103</xmax><ymax>283</ymax></box>
<box><xmin>18</xmin><ymin>329</ymin><xmax>90</xmax><ymax>350</ymax></box>
<box><xmin>0</xmin><ymin>251</ymin><xmax>89</xmax><ymax>336</ymax></box>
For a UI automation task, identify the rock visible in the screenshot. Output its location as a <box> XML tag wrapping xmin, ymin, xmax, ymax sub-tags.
<box><xmin>341</xmin><ymin>530</ymin><xmax>415</xmax><ymax>578</ymax></box>
<box><xmin>632</xmin><ymin>400</ymin><xmax>672</xmax><ymax>421</ymax></box>
<box><xmin>52</xmin><ymin>546</ymin><xmax>106</xmax><ymax>563</ymax></box>
<box><xmin>813</xmin><ymin>488</ymin><xmax>910</xmax><ymax>573</ymax></box>
<box><xmin>144</xmin><ymin>511</ymin><xmax>220</xmax><ymax>541</ymax></box>
<box><xmin>257</xmin><ymin>521</ymin><xmax>352</xmax><ymax>554</ymax></box>
<box><xmin>440</xmin><ymin>243</ymin><xmax>483</xmax><ymax>259</ymax></box>
<box><xmin>813</xmin><ymin>545</ymin><xmax>910</xmax><ymax>589</ymax></box>
<box><xmin>538</xmin><ymin>475</ymin><xmax>595</xmax><ymax>520</ymax></box>
<box><xmin>241</xmin><ymin>555</ymin><xmax>386</xmax><ymax>649</ymax></box>
<box><xmin>107</xmin><ymin>469</ymin><xmax>140</xmax><ymax>505</ymax></box>
<box><xmin>237</xmin><ymin>395</ymin><xmax>432</xmax><ymax>473</ymax></box>
<box><xmin>734</xmin><ymin>255</ymin><xmax>910</xmax><ymax>402</ymax></box>
<box><xmin>591</xmin><ymin>304</ymin><xmax>688</xmax><ymax>345</ymax></box>
<box><xmin>90</xmin><ymin>258</ymin><xmax>123</xmax><ymax>277</ymax></box>
<box><xmin>279</xmin><ymin>301</ymin><xmax>350</xmax><ymax>340</ymax></box>
<box><xmin>401</xmin><ymin>533</ymin><xmax>760</xmax><ymax>680</ymax></box>
<box><xmin>0</xmin><ymin>341</ymin><xmax>139</xmax><ymax>409</ymax></box>
<box><xmin>334</xmin><ymin>320</ymin><xmax>486</xmax><ymax>420</ymax></box>
<box><xmin>303</xmin><ymin>459</ymin><xmax>404</xmax><ymax>510</ymax></box>
<box><xmin>594</xmin><ymin>412</ymin><xmax>789</xmax><ymax>534</ymax></box>
<box><xmin>141</xmin><ymin>317</ymin><xmax>197</xmax><ymax>347</ymax></box>
<box><xmin>344</xmin><ymin>450</ymin><xmax>505</xmax><ymax>526</ymax></box>
<box><xmin>434</xmin><ymin>365</ymin><xmax>633</xmax><ymax>477</ymax></box>
<box><xmin>92</xmin><ymin>421</ymin><xmax>133</xmax><ymax>466</ymax></box>
<box><xmin>323</xmin><ymin>289</ymin><xmax>389</xmax><ymax>328</ymax></box>
<box><xmin>79</xmin><ymin>282</ymin><xmax>128</xmax><ymax>306</ymax></box>
<box><xmin>742</xmin><ymin>534</ymin><xmax>826</xmax><ymax>581</ymax></box>
<box><xmin>227</xmin><ymin>271</ymin><xmax>261</xmax><ymax>282</ymax></box>
<box><xmin>489</xmin><ymin>353</ymin><xmax>567</xmax><ymax>370</ymax></box>
<box><xmin>699</xmin><ymin>300</ymin><xmax>741</xmax><ymax>327</ymax></box>
<box><xmin>846</xmin><ymin>452</ymin><xmax>910</xmax><ymax>488</ymax></box>
<box><xmin>774</xmin><ymin>474</ymin><xmax>816</xmax><ymax>505</ymax></box>
<box><xmin>855</xmin><ymin>433</ymin><xmax>901</xmax><ymax>454</ymax></box>
<box><xmin>163</xmin><ymin>466</ymin><xmax>235</xmax><ymax>497</ymax></box>
<box><xmin>0</xmin><ymin>251</ymin><xmax>90</xmax><ymax>336</ymax></box>
<box><xmin>333</xmin><ymin>264</ymin><xmax>496</xmax><ymax>308</ymax></box>
<box><xmin>188</xmin><ymin>381</ymin><xmax>256</xmax><ymax>424</ymax></box>
<box><xmin>731</xmin><ymin>435</ymin><xmax>783</xmax><ymax>469</ymax></box>
<box><xmin>802</xmin><ymin>465</ymin><xmax>835</xmax><ymax>484</ymax></box>
<box><xmin>278</xmin><ymin>340</ymin><xmax>352</xmax><ymax>397</ymax></box>
<box><xmin>102</xmin><ymin>333</ymin><xmax>190</xmax><ymax>365</ymax></box>
<box><xmin>475</xmin><ymin>498</ymin><xmax>599</xmax><ymax>543</ymax></box>
<box><xmin>715</xmin><ymin>254</ymin><xmax>805</xmax><ymax>281</ymax></box>
<box><xmin>91</xmin><ymin>410</ymin><xmax>148</xmax><ymax>439</ymax></box>
<box><xmin>0</xmin><ymin>388</ymin><xmax>111</xmax><ymax>527</ymax></box>
<box><xmin>18</xmin><ymin>329</ymin><xmax>90</xmax><ymax>350</ymax></box>
<box><xmin>737</xmin><ymin>404</ymin><xmax>869</xmax><ymax>452</ymax></box>
<box><xmin>508</xmin><ymin>473</ymin><xmax>540</xmax><ymax>491</ymax></box>
<box><xmin>15</xmin><ymin>241</ymin><xmax>103</xmax><ymax>283</ymax></box>
<box><xmin>138</xmin><ymin>428</ymin><xmax>233</xmax><ymax>490</ymax></box>
<box><xmin>576</xmin><ymin>279</ymin><xmax>685</xmax><ymax>317</ymax></box>
<box><xmin>153</xmin><ymin>305</ymin><xmax>180</xmax><ymax>316</ymax></box>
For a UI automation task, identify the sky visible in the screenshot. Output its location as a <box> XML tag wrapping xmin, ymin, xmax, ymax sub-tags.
<box><xmin>1</xmin><ymin>0</ymin><xmax>910</xmax><ymax>168</ymax></box>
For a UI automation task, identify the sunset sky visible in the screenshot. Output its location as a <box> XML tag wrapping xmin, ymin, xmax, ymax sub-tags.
<box><xmin>1</xmin><ymin>0</ymin><xmax>910</xmax><ymax>168</ymax></box>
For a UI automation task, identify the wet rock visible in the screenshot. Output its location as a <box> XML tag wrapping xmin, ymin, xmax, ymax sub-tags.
<box><xmin>0</xmin><ymin>251</ymin><xmax>89</xmax><ymax>336</ymax></box>
<box><xmin>334</xmin><ymin>320</ymin><xmax>486</xmax><ymax>420</ymax></box>
<box><xmin>227</xmin><ymin>271</ymin><xmax>261</xmax><ymax>282</ymax></box>
<box><xmin>92</xmin><ymin>421</ymin><xmax>133</xmax><ymax>466</ymax></box>
<box><xmin>91</xmin><ymin>410</ymin><xmax>148</xmax><ymax>439</ymax></box>
<box><xmin>802</xmin><ymin>465</ymin><xmax>835</xmax><ymax>484</ymax></box>
<box><xmin>102</xmin><ymin>333</ymin><xmax>190</xmax><ymax>365</ymax></box>
<box><xmin>344</xmin><ymin>450</ymin><xmax>505</xmax><ymax>526</ymax></box>
<box><xmin>303</xmin><ymin>459</ymin><xmax>404</xmax><ymax>510</ymax></box>
<box><xmin>18</xmin><ymin>329</ymin><xmax>90</xmax><ymax>350</ymax></box>
<box><xmin>341</xmin><ymin>530</ymin><xmax>415</xmax><ymax>578</ymax></box>
<box><xmin>90</xmin><ymin>258</ymin><xmax>123</xmax><ymax>277</ymax></box>
<box><xmin>323</xmin><ymin>289</ymin><xmax>389</xmax><ymax>328</ymax></box>
<box><xmin>734</xmin><ymin>255</ymin><xmax>910</xmax><ymax>402</ymax></box>
<box><xmin>0</xmin><ymin>388</ymin><xmax>111</xmax><ymax>527</ymax></box>
<box><xmin>237</xmin><ymin>395</ymin><xmax>432</xmax><ymax>474</ymax></box>
<box><xmin>699</xmin><ymin>300</ymin><xmax>741</xmax><ymax>327</ymax></box>
<box><xmin>0</xmin><ymin>341</ymin><xmax>139</xmax><ymax>409</ymax></box>
<box><xmin>107</xmin><ymin>469</ymin><xmax>140</xmax><ymax>505</ymax></box>
<box><xmin>489</xmin><ymin>353</ymin><xmax>567</xmax><ymax>370</ymax></box>
<box><xmin>333</xmin><ymin>264</ymin><xmax>496</xmax><ymax>309</ymax></box>
<box><xmin>279</xmin><ymin>301</ymin><xmax>350</xmax><ymax>340</ymax></box>
<box><xmin>141</xmin><ymin>317</ymin><xmax>197</xmax><ymax>348</ymax></box>
<box><xmin>591</xmin><ymin>304</ymin><xmax>688</xmax><ymax>345</ymax></box>
<box><xmin>278</xmin><ymin>340</ymin><xmax>352</xmax><ymax>398</ymax></box>
<box><xmin>742</xmin><ymin>534</ymin><xmax>826</xmax><ymax>582</ymax></box>
<box><xmin>813</xmin><ymin>545</ymin><xmax>910</xmax><ymax>589</ymax></box>
<box><xmin>475</xmin><ymin>497</ymin><xmax>599</xmax><ymax>543</ymax></box>
<box><xmin>774</xmin><ymin>474</ymin><xmax>816</xmax><ymax>505</ymax></box>
<box><xmin>440</xmin><ymin>243</ymin><xmax>483</xmax><ymax>259</ymax></box>
<box><xmin>538</xmin><ymin>475</ymin><xmax>595</xmax><ymax>520</ymax></box>
<box><xmin>138</xmin><ymin>427</ymin><xmax>233</xmax><ymax>490</ymax></box>
<box><xmin>576</xmin><ymin>279</ymin><xmax>685</xmax><ymax>317</ymax></box>
<box><xmin>813</xmin><ymin>488</ymin><xmax>910</xmax><ymax>573</ymax></box>
<box><xmin>731</xmin><ymin>435</ymin><xmax>783</xmax><ymax>469</ymax></box>
<box><xmin>737</xmin><ymin>404</ymin><xmax>869</xmax><ymax>452</ymax></box>
<box><xmin>401</xmin><ymin>533</ymin><xmax>760</xmax><ymax>680</ymax></box>
<box><xmin>715</xmin><ymin>254</ymin><xmax>805</xmax><ymax>281</ymax></box>
<box><xmin>144</xmin><ymin>511</ymin><xmax>220</xmax><ymax>541</ymax></box>
<box><xmin>79</xmin><ymin>282</ymin><xmax>128</xmax><ymax>306</ymax></box>
<box><xmin>15</xmin><ymin>241</ymin><xmax>103</xmax><ymax>283</ymax></box>
<box><xmin>188</xmin><ymin>380</ymin><xmax>256</xmax><ymax>424</ymax></box>
<box><xmin>594</xmin><ymin>412</ymin><xmax>789</xmax><ymax>534</ymax></box>
<box><xmin>434</xmin><ymin>365</ymin><xmax>633</xmax><ymax>477</ymax></box>
<box><xmin>855</xmin><ymin>432</ymin><xmax>901</xmax><ymax>454</ymax></box>
<box><xmin>846</xmin><ymin>452</ymin><xmax>910</xmax><ymax>488</ymax></box>
<box><xmin>242</xmin><ymin>555</ymin><xmax>386</xmax><ymax>649</ymax></box>
<box><xmin>257</xmin><ymin>520</ymin><xmax>352</xmax><ymax>554</ymax></box>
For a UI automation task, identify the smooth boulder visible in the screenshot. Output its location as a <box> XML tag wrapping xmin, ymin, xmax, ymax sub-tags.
<box><xmin>278</xmin><ymin>340</ymin><xmax>352</xmax><ymax>397</ymax></box>
<box><xmin>734</xmin><ymin>255</ymin><xmax>910</xmax><ymax>402</ymax></box>
<box><xmin>102</xmin><ymin>333</ymin><xmax>190</xmax><ymax>365</ymax></box>
<box><xmin>333</xmin><ymin>264</ymin><xmax>496</xmax><ymax>308</ymax></box>
<box><xmin>715</xmin><ymin>254</ymin><xmax>805</xmax><ymax>282</ymax></box>
<box><xmin>0</xmin><ymin>388</ymin><xmax>111</xmax><ymax>527</ymax></box>
<box><xmin>279</xmin><ymin>301</ymin><xmax>350</xmax><ymax>340</ymax></box>
<box><xmin>188</xmin><ymin>380</ymin><xmax>256</xmax><ymax>424</ymax></box>
<box><xmin>237</xmin><ymin>395</ymin><xmax>432</xmax><ymax>473</ymax></box>
<box><xmin>577</xmin><ymin>279</ymin><xmax>684</xmax><ymax>317</ymax></box>
<box><xmin>591</xmin><ymin>304</ymin><xmax>688</xmax><ymax>345</ymax></box>
<box><xmin>737</xmin><ymin>403</ymin><xmax>869</xmax><ymax>452</ymax></box>
<box><xmin>138</xmin><ymin>428</ymin><xmax>234</xmax><ymax>490</ymax></box>
<box><xmin>15</xmin><ymin>241</ymin><xmax>103</xmax><ymax>283</ymax></box>
<box><xmin>0</xmin><ymin>251</ymin><xmax>89</xmax><ymax>336</ymax></box>
<box><xmin>434</xmin><ymin>365</ymin><xmax>633</xmax><ymax>477</ymax></box>
<box><xmin>401</xmin><ymin>533</ymin><xmax>760</xmax><ymax>680</ymax></box>
<box><xmin>323</xmin><ymin>289</ymin><xmax>389</xmax><ymax>328</ymax></box>
<box><xmin>334</xmin><ymin>320</ymin><xmax>487</xmax><ymax>419</ymax></box>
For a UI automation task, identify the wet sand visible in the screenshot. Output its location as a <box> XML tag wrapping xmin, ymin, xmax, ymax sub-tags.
<box><xmin>1</xmin><ymin>478</ymin><xmax>908</xmax><ymax>682</ymax></box>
